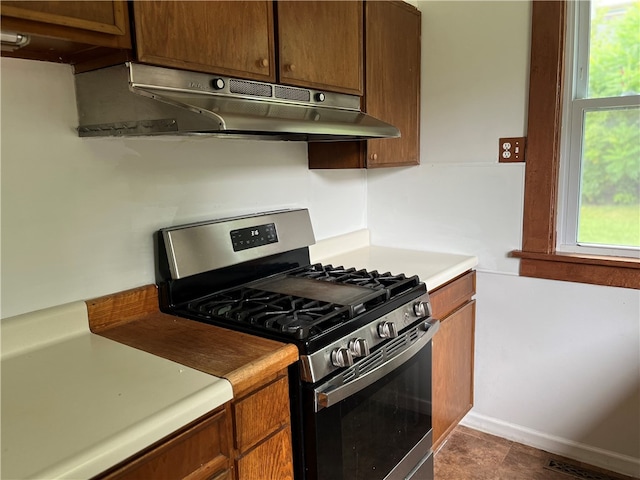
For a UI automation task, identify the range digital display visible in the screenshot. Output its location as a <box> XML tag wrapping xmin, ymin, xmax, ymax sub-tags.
<box><xmin>230</xmin><ymin>223</ymin><xmax>278</xmax><ymax>252</ymax></box>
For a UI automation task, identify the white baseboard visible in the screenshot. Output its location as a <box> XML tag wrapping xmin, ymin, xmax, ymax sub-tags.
<box><xmin>461</xmin><ymin>412</ymin><xmax>640</xmax><ymax>478</ymax></box>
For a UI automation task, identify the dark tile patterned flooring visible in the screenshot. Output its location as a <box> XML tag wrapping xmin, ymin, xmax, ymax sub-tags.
<box><xmin>434</xmin><ymin>425</ymin><xmax>639</xmax><ymax>480</ymax></box>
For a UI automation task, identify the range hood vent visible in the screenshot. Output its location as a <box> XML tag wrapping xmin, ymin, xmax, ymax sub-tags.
<box><xmin>74</xmin><ymin>63</ymin><xmax>400</xmax><ymax>142</ymax></box>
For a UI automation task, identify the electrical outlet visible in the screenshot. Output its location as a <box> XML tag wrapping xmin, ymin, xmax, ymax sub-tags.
<box><xmin>499</xmin><ymin>137</ymin><xmax>526</xmax><ymax>163</ymax></box>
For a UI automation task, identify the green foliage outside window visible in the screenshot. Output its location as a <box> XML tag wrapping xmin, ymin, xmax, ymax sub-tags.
<box><xmin>580</xmin><ymin>1</ymin><xmax>639</xmax><ymax>207</ymax></box>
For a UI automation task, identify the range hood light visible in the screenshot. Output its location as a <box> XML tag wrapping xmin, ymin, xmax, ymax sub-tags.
<box><xmin>1</xmin><ymin>31</ymin><xmax>30</xmax><ymax>52</ymax></box>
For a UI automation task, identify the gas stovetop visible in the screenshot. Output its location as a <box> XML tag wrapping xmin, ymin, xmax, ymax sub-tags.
<box><xmin>181</xmin><ymin>263</ymin><xmax>423</xmax><ymax>343</ymax></box>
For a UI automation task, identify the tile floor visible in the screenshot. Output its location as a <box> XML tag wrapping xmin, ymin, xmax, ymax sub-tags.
<box><xmin>434</xmin><ymin>425</ymin><xmax>638</xmax><ymax>480</ymax></box>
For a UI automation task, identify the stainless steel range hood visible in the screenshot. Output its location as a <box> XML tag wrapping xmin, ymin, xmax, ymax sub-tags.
<box><xmin>74</xmin><ymin>62</ymin><xmax>400</xmax><ymax>141</ymax></box>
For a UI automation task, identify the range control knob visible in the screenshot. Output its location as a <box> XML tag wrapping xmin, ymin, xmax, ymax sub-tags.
<box><xmin>315</xmin><ymin>92</ymin><xmax>326</xmax><ymax>102</ymax></box>
<box><xmin>331</xmin><ymin>347</ymin><xmax>354</xmax><ymax>368</ymax></box>
<box><xmin>211</xmin><ymin>78</ymin><xmax>225</xmax><ymax>90</ymax></box>
<box><xmin>348</xmin><ymin>338</ymin><xmax>370</xmax><ymax>358</ymax></box>
<box><xmin>413</xmin><ymin>301</ymin><xmax>432</xmax><ymax>318</ymax></box>
<box><xmin>378</xmin><ymin>321</ymin><xmax>398</xmax><ymax>339</ymax></box>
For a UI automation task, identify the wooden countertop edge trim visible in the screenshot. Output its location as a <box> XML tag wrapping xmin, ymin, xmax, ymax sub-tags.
<box><xmin>86</xmin><ymin>284</ymin><xmax>299</xmax><ymax>396</ymax></box>
<box><xmin>87</xmin><ymin>284</ymin><xmax>159</xmax><ymax>333</ymax></box>
<box><xmin>226</xmin><ymin>344</ymin><xmax>299</xmax><ymax>398</ymax></box>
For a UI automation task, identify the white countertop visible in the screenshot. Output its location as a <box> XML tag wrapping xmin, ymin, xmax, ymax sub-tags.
<box><xmin>310</xmin><ymin>230</ymin><xmax>478</xmax><ymax>291</ymax></box>
<box><xmin>1</xmin><ymin>301</ymin><xmax>233</xmax><ymax>480</ymax></box>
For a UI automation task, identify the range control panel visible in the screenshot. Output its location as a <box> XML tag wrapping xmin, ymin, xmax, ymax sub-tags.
<box><xmin>230</xmin><ymin>223</ymin><xmax>278</xmax><ymax>252</ymax></box>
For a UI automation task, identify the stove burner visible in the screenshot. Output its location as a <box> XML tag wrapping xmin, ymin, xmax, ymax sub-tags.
<box><xmin>271</xmin><ymin>302</ymin><xmax>344</xmax><ymax>338</ymax></box>
<box><xmin>190</xmin><ymin>288</ymin><xmax>352</xmax><ymax>339</ymax></box>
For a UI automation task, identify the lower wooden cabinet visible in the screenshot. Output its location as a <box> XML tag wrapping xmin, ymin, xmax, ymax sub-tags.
<box><xmin>95</xmin><ymin>404</ymin><xmax>233</xmax><ymax>480</ymax></box>
<box><xmin>429</xmin><ymin>270</ymin><xmax>476</xmax><ymax>450</ymax></box>
<box><xmin>94</xmin><ymin>371</ymin><xmax>295</xmax><ymax>480</ymax></box>
<box><xmin>233</xmin><ymin>373</ymin><xmax>295</xmax><ymax>480</ymax></box>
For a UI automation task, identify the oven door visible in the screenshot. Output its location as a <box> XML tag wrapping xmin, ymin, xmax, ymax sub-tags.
<box><xmin>302</xmin><ymin>319</ymin><xmax>438</xmax><ymax>480</ymax></box>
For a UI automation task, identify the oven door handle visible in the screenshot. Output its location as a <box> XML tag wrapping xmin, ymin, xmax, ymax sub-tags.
<box><xmin>314</xmin><ymin>318</ymin><xmax>439</xmax><ymax>412</ymax></box>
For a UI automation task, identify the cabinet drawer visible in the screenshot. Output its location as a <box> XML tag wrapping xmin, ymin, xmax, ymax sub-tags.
<box><xmin>234</xmin><ymin>375</ymin><xmax>290</xmax><ymax>453</ymax></box>
<box><xmin>429</xmin><ymin>270</ymin><xmax>476</xmax><ymax>320</ymax></box>
<box><xmin>96</xmin><ymin>406</ymin><xmax>231</xmax><ymax>480</ymax></box>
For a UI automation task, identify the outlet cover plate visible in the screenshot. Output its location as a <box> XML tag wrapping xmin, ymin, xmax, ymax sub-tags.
<box><xmin>499</xmin><ymin>137</ymin><xmax>526</xmax><ymax>163</ymax></box>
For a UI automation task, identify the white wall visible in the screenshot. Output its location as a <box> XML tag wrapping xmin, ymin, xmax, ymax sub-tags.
<box><xmin>367</xmin><ymin>2</ymin><xmax>640</xmax><ymax>476</ymax></box>
<box><xmin>475</xmin><ymin>273</ymin><xmax>640</xmax><ymax>462</ymax></box>
<box><xmin>0</xmin><ymin>58</ymin><xmax>367</xmax><ymax>318</ymax></box>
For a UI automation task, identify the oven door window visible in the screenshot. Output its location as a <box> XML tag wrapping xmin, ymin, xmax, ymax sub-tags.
<box><xmin>311</xmin><ymin>343</ymin><xmax>432</xmax><ymax>480</ymax></box>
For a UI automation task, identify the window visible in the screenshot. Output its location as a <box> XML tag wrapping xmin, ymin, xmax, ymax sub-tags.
<box><xmin>512</xmin><ymin>0</ymin><xmax>639</xmax><ymax>289</ymax></box>
<box><xmin>558</xmin><ymin>0</ymin><xmax>640</xmax><ymax>256</ymax></box>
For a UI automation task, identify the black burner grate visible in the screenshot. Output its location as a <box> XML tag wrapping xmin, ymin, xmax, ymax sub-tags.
<box><xmin>189</xmin><ymin>287</ymin><xmax>352</xmax><ymax>340</ymax></box>
<box><xmin>290</xmin><ymin>264</ymin><xmax>420</xmax><ymax>299</ymax></box>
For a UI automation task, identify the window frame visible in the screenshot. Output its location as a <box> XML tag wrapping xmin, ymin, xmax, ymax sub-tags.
<box><xmin>511</xmin><ymin>0</ymin><xmax>639</xmax><ymax>290</ymax></box>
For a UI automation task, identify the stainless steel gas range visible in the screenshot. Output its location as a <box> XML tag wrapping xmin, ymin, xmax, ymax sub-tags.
<box><xmin>156</xmin><ymin>209</ymin><xmax>438</xmax><ymax>480</ymax></box>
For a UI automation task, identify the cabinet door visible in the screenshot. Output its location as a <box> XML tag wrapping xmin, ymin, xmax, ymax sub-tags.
<box><xmin>432</xmin><ymin>300</ymin><xmax>476</xmax><ymax>450</ymax></box>
<box><xmin>2</xmin><ymin>1</ymin><xmax>128</xmax><ymax>35</ymax></box>
<box><xmin>236</xmin><ymin>426</ymin><xmax>294</xmax><ymax>480</ymax></box>
<box><xmin>365</xmin><ymin>0</ymin><xmax>420</xmax><ymax>167</ymax></box>
<box><xmin>277</xmin><ymin>1</ymin><xmax>363</xmax><ymax>95</ymax></box>
<box><xmin>133</xmin><ymin>1</ymin><xmax>276</xmax><ymax>82</ymax></box>
<box><xmin>307</xmin><ymin>1</ymin><xmax>420</xmax><ymax>169</ymax></box>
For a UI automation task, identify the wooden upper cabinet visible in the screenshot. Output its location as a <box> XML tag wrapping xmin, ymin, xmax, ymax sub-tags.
<box><xmin>133</xmin><ymin>1</ymin><xmax>276</xmax><ymax>83</ymax></box>
<box><xmin>308</xmin><ymin>1</ymin><xmax>421</xmax><ymax>169</ymax></box>
<box><xmin>0</xmin><ymin>1</ymin><xmax>131</xmax><ymax>66</ymax></box>
<box><xmin>132</xmin><ymin>1</ymin><xmax>361</xmax><ymax>94</ymax></box>
<box><xmin>276</xmin><ymin>1</ymin><xmax>363</xmax><ymax>95</ymax></box>
<box><xmin>365</xmin><ymin>0</ymin><xmax>420</xmax><ymax>167</ymax></box>
<box><xmin>2</xmin><ymin>1</ymin><xmax>128</xmax><ymax>35</ymax></box>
